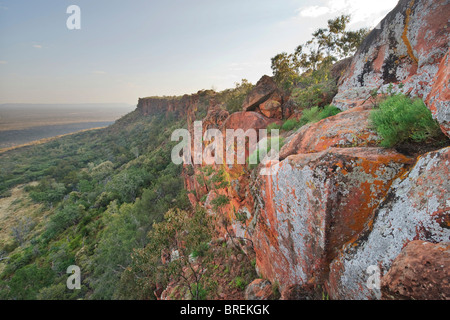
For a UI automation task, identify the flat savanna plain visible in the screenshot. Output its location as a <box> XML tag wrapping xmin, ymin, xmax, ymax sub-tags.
<box><xmin>0</xmin><ymin>103</ymin><xmax>134</xmax><ymax>150</ymax></box>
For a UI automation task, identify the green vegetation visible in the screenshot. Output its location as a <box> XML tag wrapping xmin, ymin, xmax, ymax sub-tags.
<box><xmin>217</xmin><ymin>79</ymin><xmax>254</xmax><ymax>114</ymax></box>
<box><xmin>281</xmin><ymin>119</ymin><xmax>300</xmax><ymax>131</ymax></box>
<box><xmin>277</xmin><ymin>105</ymin><xmax>342</xmax><ymax>134</ymax></box>
<box><xmin>271</xmin><ymin>281</ymin><xmax>281</xmax><ymax>300</ymax></box>
<box><xmin>117</xmin><ymin>207</ymin><xmax>214</xmax><ymax>300</ymax></box>
<box><xmin>291</xmin><ymin>67</ymin><xmax>338</xmax><ymax>110</ymax></box>
<box><xmin>370</xmin><ymin>94</ymin><xmax>445</xmax><ymax>148</ymax></box>
<box><xmin>267</xmin><ymin>14</ymin><xmax>368</xmax><ymax>129</ymax></box>
<box><xmin>231</xmin><ymin>276</ymin><xmax>247</xmax><ymax>291</ymax></box>
<box><xmin>271</xmin><ymin>15</ymin><xmax>368</xmax><ymax>92</ymax></box>
<box><xmin>0</xmin><ymin>108</ymin><xmax>190</xmax><ymax>300</ymax></box>
<box><xmin>267</xmin><ymin>122</ymin><xmax>282</xmax><ymax>133</ymax></box>
<box><xmin>300</xmin><ymin>105</ymin><xmax>342</xmax><ymax>125</ymax></box>
<box><xmin>117</xmin><ymin>206</ymin><xmax>256</xmax><ymax>300</ymax></box>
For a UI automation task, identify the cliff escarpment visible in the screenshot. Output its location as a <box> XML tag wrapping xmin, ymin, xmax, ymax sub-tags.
<box><xmin>136</xmin><ymin>0</ymin><xmax>449</xmax><ymax>300</ymax></box>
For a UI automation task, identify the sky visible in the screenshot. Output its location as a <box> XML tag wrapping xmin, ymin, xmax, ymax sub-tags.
<box><xmin>0</xmin><ymin>0</ymin><xmax>399</xmax><ymax>105</ymax></box>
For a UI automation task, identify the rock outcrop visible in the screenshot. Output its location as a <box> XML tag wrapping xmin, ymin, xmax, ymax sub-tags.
<box><xmin>139</xmin><ymin>0</ymin><xmax>449</xmax><ymax>301</ymax></box>
<box><xmin>381</xmin><ymin>240</ymin><xmax>450</xmax><ymax>300</ymax></box>
<box><xmin>245</xmin><ymin>279</ymin><xmax>274</xmax><ymax>300</ymax></box>
<box><xmin>333</xmin><ymin>0</ymin><xmax>450</xmax><ymax>136</ymax></box>
<box><xmin>327</xmin><ymin>147</ymin><xmax>450</xmax><ymax>300</ymax></box>
<box><xmin>279</xmin><ymin>105</ymin><xmax>380</xmax><ymax>159</ymax></box>
<box><xmin>242</xmin><ymin>75</ymin><xmax>287</xmax><ymax>120</ymax></box>
<box><xmin>242</xmin><ymin>76</ymin><xmax>283</xmax><ymax>111</ymax></box>
<box><xmin>251</xmin><ymin>148</ymin><xmax>413</xmax><ymax>290</ymax></box>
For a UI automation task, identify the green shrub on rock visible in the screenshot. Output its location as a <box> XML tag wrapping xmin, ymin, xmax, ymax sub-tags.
<box><xmin>370</xmin><ymin>95</ymin><xmax>444</xmax><ymax>148</ymax></box>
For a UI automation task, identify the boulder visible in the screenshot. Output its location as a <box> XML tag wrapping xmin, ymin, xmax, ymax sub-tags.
<box><xmin>381</xmin><ymin>241</ymin><xmax>450</xmax><ymax>300</ymax></box>
<box><xmin>242</xmin><ymin>75</ymin><xmax>284</xmax><ymax>113</ymax></box>
<box><xmin>259</xmin><ymin>92</ymin><xmax>283</xmax><ymax>119</ymax></box>
<box><xmin>245</xmin><ymin>279</ymin><xmax>274</xmax><ymax>300</ymax></box>
<box><xmin>222</xmin><ymin>111</ymin><xmax>282</xmax><ymax>134</ymax></box>
<box><xmin>333</xmin><ymin>0</ymin><xmax>450</xmax><ymax>135</ymax></box>
<box><xmin>251</xmin><ymin>148</ymin><xmax>413</xmax><ymax>290</ymax></box>
<box><xmin>327</xmin><ymin>147</ymin><xmax>450</xmax><ymax>300</ymax></box>
<box><xmin>203</xmin><ymin>107</ymin><xmax>230</xmax><ymax>131</ymax></box>
<box><xmin>280</xmin><ymin>105</ymin><xmax>380</xmax><ymax>159</ymax></box>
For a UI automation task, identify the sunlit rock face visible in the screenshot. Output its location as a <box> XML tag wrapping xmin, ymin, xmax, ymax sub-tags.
<box><xmin>251</xmin><ymin>147</ymin><xmax>413</xmax><ymax>291</ymax></box>
<box><xmin>279</xmin><ymin>105</ymin><xmax>380</xmax><ymax>160</ymax></box>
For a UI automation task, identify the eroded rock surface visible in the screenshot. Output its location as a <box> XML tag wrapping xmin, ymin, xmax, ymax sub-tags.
<box><xmin>245</xmin><ymin>279</ymin><xmax>274</xmax><ymax>300</ymax></box>
<box><xmin>280</xmin><ymin>105</ymin><xmax>380</xmax><ymax>159</ymax></box>
<box><xmin>327</xmin><ymin>147</ymin><xmax>450</xmax><ymax>300</ymax></box>
<box><xmin>252</xmin><ymin>148</ymin><xmax>413</xmax><ymax>290</ymax></box>
<box><xmin>242</xmin><ymin>75</ymin><xmax>284</xmax><ymax>113</ymax></box>
<box><xmin>381</xmin><ymin>241</ymin><xmax>450</xmax><ymax>300</ymax></box>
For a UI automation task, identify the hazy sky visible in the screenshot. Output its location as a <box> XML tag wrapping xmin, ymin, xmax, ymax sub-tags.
<box><xmin>0</xmin><ymin>0</ymin><xmax>398</xmax><ymax>105</ymax></box>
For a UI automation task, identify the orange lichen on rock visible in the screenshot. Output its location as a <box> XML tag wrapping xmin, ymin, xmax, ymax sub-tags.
<box><xmin>251</xmin><ymin>147</ymin><xmax>413</xmax><ymax>290</ymax></box>
<box><xmin>280</xmin><ymin>105</ymin><xmax>380</xmax><ymax>159</ymax></box>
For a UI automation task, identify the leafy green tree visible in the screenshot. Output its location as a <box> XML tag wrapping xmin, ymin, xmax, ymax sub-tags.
<box><xmin>271</xmin><ymin>52</ymin><xmax>301</xmax><ymax>91</ymax></box>
<box><xmin>221</xmin><ymin>79</ymin><xmax>254</xmax><ymax>113</ymax></box>
<box><xmin>271</xmin><ymin>15</ymin><xmax>369</xmax><ymax>91</ymax></box>
<box><xmin>4</xmin><ymin>264</ymin><xmax>55</xmax><ymax>300</ymax></box>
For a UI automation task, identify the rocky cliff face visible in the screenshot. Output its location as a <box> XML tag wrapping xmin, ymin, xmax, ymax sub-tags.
<box><xmin>139</xmin><ymin>0</ymin><xmax>449</xmax><ymax>300</ymax></box>
<box><xmin>333</xmin><ymin>0</ymin><xmax>450</xmax><ymax>137</ymax></box>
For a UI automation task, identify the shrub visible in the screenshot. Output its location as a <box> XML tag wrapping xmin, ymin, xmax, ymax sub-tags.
<box><xmin>220</xmin><ymin>79</ymin><xmax>254</xmax><ymax>114</ymax></box>
<box><xmin>231</xmin><ymin>276</ymin><xmax>247</xmax><ymax>291</ymax></box>
<box><xmin>300</xmin><ymin>105</ymin><xmax>341</xmax><ymax>126</ymax></box>
<box><xmin>43</xmin><ymin>204</ymin><xmax>84</xmax><ymax>240</ymax></box>
<box><xmin>191</xmin><ymin>242</ymin><xmax>209</xmax><ymax>258</ymax></box>
<box><xmin>267</xmin><ymin>122</ymin><xmax>282</xmax><ymax>134</ymax></box>
<box><xmin>281</xmin><ymin>119</ymin><xmax>300</xmax><ymax>131</ymax></box>
<box><xmin>370</xmin><ymin>95</ymin><xmax>444</xmax><ymax>148</ymax></box>
<box><xmin>292</xmin><ymin>77</ymin><xmax>337</xmax><ymax>110</ymax></box>
<box><xmin>190</xmin><ymin>283</ymin><xmax>208</xmax><ymax>300</ymax></box>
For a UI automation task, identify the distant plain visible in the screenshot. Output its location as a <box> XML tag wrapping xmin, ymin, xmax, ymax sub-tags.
<box><xmin>0</xmin><ymin>103</ymin><xmax>134</xmax><ymax>149</ymax></box>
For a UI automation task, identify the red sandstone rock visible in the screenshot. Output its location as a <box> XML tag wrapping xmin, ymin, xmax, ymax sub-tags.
<box><xmin>242</xmin><ymin>75</ymin><xmax>284</xmax><ymax>113</ymax></box>
<box><xmin>280</xmin><ymin>105</ymin><xmax>380</xmax><ymax>159</ymax></box>
<box><xmin>425</xmin><ymin>49</ymin><xmax>450</xmax><ymax>138</ymax></box>
<box><xmin>327</xmin><ymin>147</ymin><xmax>450</xmax><ymax>300</ymax></box>
<box><xmin>381</xmin><ymin>241</ymin><xmax>450</xmax><ymax>300</ymax></box>
<box><xmin>222</xmin><ymin>111</ymin><xmax>281</xmax><ymax>133</ymax></box>
<box><xmin>245</xmin><ymin>279</ymin><xmax>274</xmax><ymax>300</ymax></box>
<box><xmin>203</xmin><ymin>107</ymin><xmax>230</xmax><ymax>131</ymax></box>
<box><xmin>251</xmin><ymin>147</ymin><xmax>413</xmax><ymax>291</ymax></box>
<box><xmin>259</xmin><ymin>98</ymin><xmax>282</xmax><ymax>119</ymax></box>
<box><xmin>138</xmin><ymin>94</ymin><xmax>200</xmax><ymax>117</ymax></box>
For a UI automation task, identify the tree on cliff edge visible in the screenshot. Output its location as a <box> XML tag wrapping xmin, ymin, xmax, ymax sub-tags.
<box><xmin>271</xmin><ymin>15</ymin><xmax>369</xmax><ymax>90</ymax></box>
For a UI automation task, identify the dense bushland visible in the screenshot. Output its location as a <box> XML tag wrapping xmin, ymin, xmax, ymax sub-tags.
<box><xmin>0</xmin><ymin>109</ymin><xmax>190</xmax><ymax>300</ymax></box>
